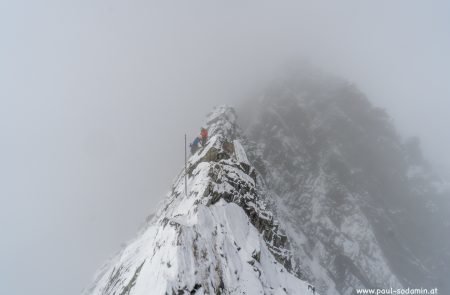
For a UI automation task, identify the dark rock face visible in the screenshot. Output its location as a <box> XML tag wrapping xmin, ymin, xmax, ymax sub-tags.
<box><xmin>241</xmin><ymin>70</ymin><xmax>450</xmax><ymax>294</ymax></box>
<box><xmin>193</xmin><ymin>106</ymin><xmax>295</xmax><ymax>273</ymax></box>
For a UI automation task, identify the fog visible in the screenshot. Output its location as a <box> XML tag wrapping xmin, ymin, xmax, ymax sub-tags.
<box><xmin>1</xmin><ymin>1</ymin><xmax>449</xmax><ymax>294</ymax></box>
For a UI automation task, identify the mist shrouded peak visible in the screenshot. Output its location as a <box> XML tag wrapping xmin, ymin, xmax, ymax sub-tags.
<box><xmin>82</xmin><ymin>68</ymin><xmax>450</xmax><ymax>294</ymax></box>
<box><xmin>240</xmin><ymin>70</ymin><xmax>450</xmax><ymax>294</ymax></box>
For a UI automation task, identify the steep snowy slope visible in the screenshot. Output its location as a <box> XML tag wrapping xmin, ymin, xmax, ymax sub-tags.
<box><xmin>83</xmin><ymin>106</ymin><xmax>316</xmax><ymax>295</ymax></box>
<box><xmin>242</xmin><ymin>70</ymin><xmax>450</xmax><ymax>295</ymax></box>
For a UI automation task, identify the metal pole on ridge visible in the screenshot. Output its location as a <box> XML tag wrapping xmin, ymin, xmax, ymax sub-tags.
<box><xmin>184</xmin><ymin>134</ymin><xmax>188</xmax><ymax>196</ymax></box>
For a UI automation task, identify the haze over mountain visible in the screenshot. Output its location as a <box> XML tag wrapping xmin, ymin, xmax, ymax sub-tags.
<box><xmin>2</xmin><ymin>2</ymin><xmax>450</xmax><ymax>295</ymax></box>
<box><xmin>84</xmin><ymin>69</ymin><xmax>450</xmax><ymax>294</ymax></box>
<box><xmin>240</xmin><ymin>69</ymin><xmax>450</xmax><ymax>294</ymax></box>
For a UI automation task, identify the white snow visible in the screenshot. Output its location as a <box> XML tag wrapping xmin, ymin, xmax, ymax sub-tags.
<box><xmin>233</xmin><ymin>140</ymin><xmax>250</xmax><ymax>165</ymax></box>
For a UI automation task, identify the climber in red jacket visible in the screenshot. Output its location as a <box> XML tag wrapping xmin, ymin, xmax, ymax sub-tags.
<box><xmin>200</xmin><ymin>127</ymin><xmax>208</xmax><ymax>146</ymax></box>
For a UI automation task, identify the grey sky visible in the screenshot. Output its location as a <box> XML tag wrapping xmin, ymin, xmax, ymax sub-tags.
<box><xmin>1</xmin><ymin>1</ymin><xmax>449</xmax><ymax>295</ymax></box>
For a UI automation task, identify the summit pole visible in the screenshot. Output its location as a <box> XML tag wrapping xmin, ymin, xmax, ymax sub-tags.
<box><xmin>184</xmin><ymin>134</ymin><xmax>188</xmax><ymax>196</ymax></box>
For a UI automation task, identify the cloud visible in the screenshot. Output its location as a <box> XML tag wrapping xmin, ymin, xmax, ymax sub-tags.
<box><xmin>0</xmin><ymin>1</ymin><xmax>449</xmax><ymax>294</ymax></box>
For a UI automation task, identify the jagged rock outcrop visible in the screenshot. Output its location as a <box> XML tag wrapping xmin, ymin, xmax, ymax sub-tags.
<box><xmin>83</xmin><ymin>106</ymin><xmax>315</xmax><ymax>295</ymax></box>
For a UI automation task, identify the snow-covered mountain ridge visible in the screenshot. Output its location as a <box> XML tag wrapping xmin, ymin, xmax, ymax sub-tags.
<box><xmin>84</xmin><ymin>70</ymin><xmax>449</xmax><ymax>295</ymax></box>
<box><xmin>83</xmin><ymin>106</ymin><xmax>315</xmax><ymax>295</ymax></box>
